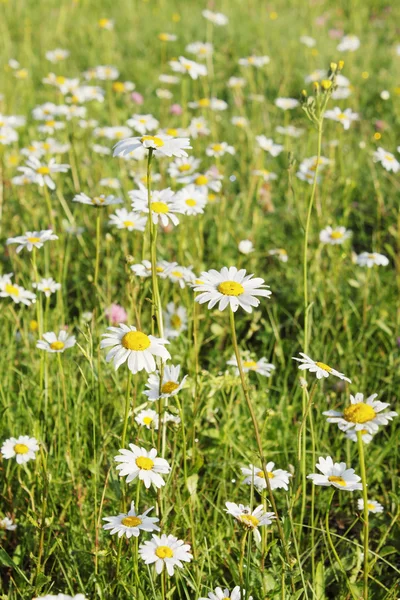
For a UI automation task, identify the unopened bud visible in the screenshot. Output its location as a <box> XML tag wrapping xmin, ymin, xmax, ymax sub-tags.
<box><xmin>330</xmin><ymin>62</ymin><xmax>337</xmax><ymax>72</ymax></box>
<box><xmin>301</xmin><ymin>89</ymin><xmax>307</xmax><ymax>97</ymax></box>
<box><xmin>313</xmin><ymin>82</ymin><xmax>320</xmax><ymax>92</ymax></box>
<box><xmin>299</xmin><ymin>377</ymin><xmax>308</xmax><ymax>389</ymax></box>
<box><xmin>338</xmin><ymin>60</ymin><xmax>344</xmax><ymax>70</ymax></box>
<box><xmin>126</xmin><ymin>254</ymin><xmax>135</xmax><ymax>264</ymax></box>
<box><xmin>321</xmin><ymin>79</ymin><xmax>332</xmax><ymax>90</ymax></box>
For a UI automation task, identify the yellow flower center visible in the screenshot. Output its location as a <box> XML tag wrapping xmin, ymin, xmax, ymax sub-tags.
<box><xmin>14</xmin><ymin>443</ymin><xmax>29</xmax><ymax>454</ymax></box>
<box><xmin>30</xmin><ymin>319</ymin><xmax>39</xmax><ymax>331</ymax></box>
<box><xmin>143</xmin><ymin>416</ymin><xmax>154</xmax><ymax>425</ymax></box>
<box><xmin>367</xmin><ymin>503</ymin><xmax>376</xmax><ymax>510</ymax></box>
<box><xmin>151</xmin><ymin>201</ymin><xmax>169</xmax><ymax>214</ymax></box>
<box><xmin>343</xmin><ymin>403</ymin><xmax>376</xmax><ymax>424</ymax></box>
<box><xmin>121</xmin><ymin>331</ymin><xmax>151</xmax><ymax>351</ymax></box>
<box><xmin>185</xmin><ymin>199</ymin><xmax>197</xmax><ymax>207</ymax></box>
<box><xmin>141</xmin><ymin>135</ymin><xmax>164</xmax><ymax>147</ymax></box>
<box><xmin>56</xmin><ymin>76</ymin><xmax>66</xmax><ymax>84</ymax></box>
<box><xmin>328</xmin><ymin>475</ymin><xmax>346</xmax><ymax>487</ymax></box>
<box><xmin>36</xmin><ymin>166</ymin><xmax>50</xmax><ymax>175</ymax></box>
<box><xmin>27</xmin><ymin>237</ymin><xmax>41</xmax><ymax>243</ymax></box>
<box><xmin>114</xmin><ymin>131</ymin><xmax>125</xmax><ymax>139</ymax></box>
<box><xmin>384</xmin><ymin>154</ymin><xmax>394</xmax><ymax>161</ymax></box>
<box><xmin>5</xmin><ymin>283</ymin><xmax>19</xmax><ymax>296</ymax></box>
<box><xmin>315</xmin><ymin>362</ymin><xmax>332</xmax><ymax>373</ymax></box>
<box><xmin>198</xmin><ymin>98</ymin><xmax>210</xmax><ymax>107</ymax></box>
<box><xmin>256</xmin><ymin>470</ymin><xmax>274</xmax><ymax>479</ymax></box>
<box><xmin>165</xmin><ymin>128</ymin><xmax>178</xmax><ymax>136</ymax></box>
<box><xmin>243</xmin><ymin>360</ymin><xmax>257</xmax><ymax>369</ymax></box>
<box><xmin>330</xmin><ymin>231</ymin><xmax>344</xmax><ymax>239</ymax></box>
<box><xmin>112</xmin><ymin>82</ymin><xmax>125</xmax><ymax>92</ymax></box>
<box><xmin>45</xmin><ymin>120</ymin><xmax>56</xmax><ymax>127</ymax></box>
<box><xmin>156</xmin><ymin>266</ymin><xmax>164</xmax><ymax>272</ymax></box>
<box><xmin>161</xmin><ymin>381</ymin><xmax>180</xmax><ymax>394</ymax></box>
<box><xmin>337</xmin><ymin>113</ymin><xmax>346</xmax><ymax>120</ymax></box>
<box><xmin>155</xmin><ymin>546</ymin><xmax>174</xmax><ymax>559</ymax></box>
<box><xmin>135</xmin><ymin>456</ymin><xmax>154</xmax><ymax>470</ymax></box>
<box><xmin>50</xmin><ymin>341</ymin><xmax>65</xmax><ymax>351</ymax></box>
<box><xmin>218</xmin><ymin>281</ymin><xmax>245</xmax><ymax>296</ymax></box>
<box><xmin>171</xmin><ymin>270</ymin><xmax>183</xmax><ymax>278</ymax></box>
<box><xmin>195</xmin><ymin>175</ymin><xmax>208</xmax><ymax>185</ymax></box>
<box><xmin>158</xmin><ymin>33</ymin><xmax>170</xmax><ymax>41</ymax></box>
<box><xmin>170</xmin><ymin>314</ymin><xmax>182</xmax><ymax>329</ymax></box>
<box><xmin>212</xmin><ymin>144</ymin><xmax>223</xmax><ymax>152</ymax></box>
<box><xmin>121</xmin><ymin>516</ymin><xmax>142</xmax><ymax>527</ymax></box>
<box><xmin>93</xmin><ymin>197</ymin><xmax>105</xmax><ymax>205</ymax></box>
<box><xmin>123</xmin><ymin>220</ymin><xmax>135</xmax><ymax>227</ymax></box>
<box><xmin>178</xmin><ymin>163</ymin><xmax>191</xmax><ymax>172</ymax></box>
<box><xmin>98</xmin><ymin>18</ymin><xmax>110</xmax><ymax>27</ymax></box>
<box><xmin>240</xmin><ymin>514</ymin><xmax>259</xmax><ymax>528</ymax></box>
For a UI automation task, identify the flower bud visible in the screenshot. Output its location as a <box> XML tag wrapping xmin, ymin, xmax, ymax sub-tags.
<box><xmin>321</xmin><ymin>79</ymin><xmax>332</xmax><ymax>90</ymax></box>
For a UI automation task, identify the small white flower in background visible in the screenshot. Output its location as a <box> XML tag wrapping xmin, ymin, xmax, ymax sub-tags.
<box><xmin>1</xmin><ymin>436</ymin><xmax>39</xmax><ymax>464</ymax></box>
<box><xmin>156</xmin><ymin>88</ymin><xmax>173</xmax><ymax>99</ymax></box>
<box><xmin>238</xmin><ymin>240</ymin><xmax>254</xmax><ymax>254</ymax></box>
<box><xmin>159</xmin><ymin>74</ymin><xmax>180</xmax><ymax>84</ymax></box>
<box><xmin>169</xmin><ymin>56</ymin><xmax>207</xmax><ymax>80</ymax></box>
<box><xmin>127</xmin><ymin>114</ymin><xmax>159</xmax><ymax>135</ymax></box>
<box><xmin>102</xmin><ymin>502</ymin><xmax>160</xmax><ymax>538</ymax></box>
<box><xmin>18</xmin><ymin>157</ymin><xmax>70</xmax><ymax>189</ymax></box>
<box><xmin>241</xmin><ymin>463</ymin><xmax>292</xmax><ymax>492</ymax></box>
<box><xmin>108</xmin><ymin>208</ymin><xmax>147</xmax><ymax>232</ymax></box>
<box><xmin>194</xmin><ymin>266</ymin><xmax>271</xmax><ymax>313</ymax></box>
<box><xmin>143</xmin><ymin>364</ymin><xmax>187</xmax><ymax>402</ymax></box>
<box><xmin>199</xmin><ymin>586</ymin><xmax>252</xmax><ymax>600</ymax></box>
<box><xmin>191</xmin><ymin>169</ymin><xmax>223</xmax><ymax>193</ymax></box>
<box><xmin>163</xmin><ymin>412</ymin><xmax>181</xmax><ymax>425</ymax></box>
<box><xmin>139</xmin><ymin>533</ymin><xmax>193</xmax><ymax>576</ymax></box>
<box><xmin>32</xmin><ymin>277</ymin><xmax>61</xmax><ymax>297</ymax></box>
<box><xmin>92</xmin><ymin>144</ymin><xmax>111</xmax><ymax>155</ymax></box>
<box><xmin>186</xmin><ymin>41</ymin><xmax>213</xmax><ymax>59</ymax></box>
<box><xmin>33</xmin><ymin>595</ymin><xmax>87</xmax><ymax>600</ymax></box>
<box><xmin>202</xmin><ymin>9</ymin><xmax>228</xmax><ymax>26</ymax></box>
<box><xmin>45</xmin><ymin>48</ymin><xmax>70</xmax><ymax>63</ymax></box>
<box><xmin>323</xmin><ymin>392</ymin><xmax>397</xmax><ymax>434</ymax></box>
<box><xmin>356</xmin><ymin>252</ymin><xmax>389</xmax><ymax>268</ymax></box>
<box><xmin>158</xmin><ymin>33</ymin><xmax>177</xmax><ymax>42</ymax></box>
<box><xmin>113</xmin><ymin>134</ymin><xmax>191</xmax><ymax>159</ymax></box>
<box><xmin>256</xmin><ymin>135</ymin><xmax>283</xmax><ymax>156</ymax></box>
<box><xmin>0</xmin><ymin>516</ymin><xmax>17</xmax><ymax>531</ymax></box>
<box><xmin>239</xmin><ymin>55</ymin><xmax>270</xmax><ymax>67</ymax></box>
<box><xmin>130</xmin><ymin>259</ymin><xmax>173</xmax><ymax>279</ymax></box>
<box><xmin>37</xmin><ymin>330</ymin><xmax>76</xmax><ymax>353</ymax></box>
<box><xmin>0</xmin><ymin>273</ymin><xmax>36</xmax><ymax>306</ymax></box>
<box><xmin>373</xmin><ymin>147</ymin><xmax>399</xmax><ymax>173</ymax></box>
<box><xmin>227</xmin><ymin>355</ymin><xmax>275</xmax><ymax>378</ymax></box>
<box><xmin>73</xmin><ymin>192</ymin><xmax>122</xmax><ymax>207</ymax></box>
<box><xmin>293</xmin><ymin>353</ymin><xmax>351</xmax><ymax>383</ymax></box>
<box><xmin>357</xmin><ymin>499</ymin><xmax>384</xmax><ymax>514</ymax></box>
<box><xmin>276</xmin><ymin>125</ymin><xmax>304</xmax><ymax>138</ymax></box>
<box><xmin>225</xmin><ymin>502</ymin><xmax>275</xmax><ymax>542</ymax></box>
<box><xmin>87</xmin><ymin>65</ymin><xmax>119</xmax><ymax>80</ymax></box>
<box><xmin>380</xmin><ymin>90</ymin><xmax>390</xmax><ymax>100</ymax></box>
<box><xmin>307</xmin><ymin>456</ymin><xmax>362</xmax><ymax>491</ymax></box>
<box><xmin>99</xmin><ymin>177</ymin><xmax>121</xmax><ymax>189</ymax></box>
<box><xmin>100</xmin><ymin>324</ymin><xmax>170</xmax><ymax>374</ymax></box>
<box><xmin>7</xmin><ymin>230</ymin><xmax>58</xmax><ymax>254</ymax></box>
<box><xmin>275</xmin><ymin>97</ymin><xmax>299</xmax><ymax>110</ymax></box>
<box><xmin>300</xmin><ymin>35</ymin><xmax>316</xmax><ymax>47</ymax></box>
<box><xmin>135</xmin><ymin>409</ymin><xmax>159</xmax><ymax>429</ymax></box>
<box><xmin>163</xmin><ymin>262</ymin><xmax>196</xmax><ymax>288</ymax></box>
<box><xmin>337</xmin><ymin>34</ymin><xmax>360</xmax><ymax>52</ymax></box>
<box><xmin>268</xmin><ymin>248</ymin><xmax>288</xmax><ymax>262</ymax></box>
<box><xmin>344</xmin><ymin>428</ymin><xmax>374</xmax><ymax>444</ymax></box>
<box><xmin>130</xmin><ymin>184</ymin><xmax>183</xmax><ymax>227</ymax></box>
<box><xmin>0</xmin><ymin>127</ymin><xmax>18</xmax><ymax>145</ymax></box>
<box><xmin>163</xmin><ymin>302</ymin><xmax>188</xmax><ymax>339</ymax></box>
<box><xmin>231</xmin><ymin>116</ymin><xmax>248</xmax><ymax>128</ymax></box>
<box><xmin>168</xmin><ymin>156</ymin><xmax>201</xmax><ymax>181</ymax></box>
<box><xmin>319</xmin><ymin>226</ymin><xmax>352</xmax><ymax>245</ymax></box>
<box><xmin>175</xmin><ymin>184</ymin><xmax>207</xmax><ymax>215</ymax></box>
<box><xmin>114</xmin><ymin>445</ymin><xmax>170</xmax><ymax>489</ymax></box>
<box><xmin>206</xmin><ymin>142</ymin><xmax>235</xmax><ymax>158</ymax></box>
<box><xmin>324</xmin><ymin>107</ymin><xmax>359</xmax><ymax>130</ymax></box>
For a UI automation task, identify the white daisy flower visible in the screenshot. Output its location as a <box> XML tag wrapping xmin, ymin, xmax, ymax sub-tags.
<box><xmin>139</xmin><ymin>533</ymin><xmax>192</xmax><ymax>576</ymax></box>
<box><xmin>228</xmin><ymin>77</ymin><xmax>247</xmax><ymax>89</ymax></box>
<box><xmin>33</xmin><ymin>594</ymin><xmax>87</xmax><ymax>600</ymax></box>
<box><xmin>373</xmin><ymin>147</ymin><xmax>400</xmax><ymax>173</ymax></box>
<box><xmin>307</xmin><ymin>456</ymin><xmax>362</xmax><ymax>492</ymax></box>
<box><xmin>274</xmin><ymin>98</ymin><xmax>299</xmax><ymax>110</ymax></box>
<box><xmin>185</xmin><ymin>41</ymin><xmax>213</xmax><ymax>59</ymax></box>
<box><xmin>127</xmin><ymin>114</ymin><xmax>159</xmax><ymax>136</ymax></box>
<box><xmin>169</xmin><ymin>56</ymin><xmax>207</xmax><ymax>80</ymax></box>
<box><xmin>238</xmin><ymin>240</ymin><xmax>254</xmax><ymax>254</ymax></box>
<box><xmin>98</xmin><ymin>18</ymin><xmax>114</xmax><ymax>30</ymax></box>
<box><xmin>202</xmin><ymin>9</ymin><xmax>228</xmax><ymax>26</ymax></box>
<box><xmin>0</xmin><ymin>516</ymin><xmax>17</xmax><ymax>531</ymax></box>
<box><xmin>130</xmin><ymin>259</ymin><xmax>173</xmax><ymax>279</ymax></box>
<box><xmin>194</xmin><ymin>266</ymin><xmax>271</xmax><ymax>313</ymax></box>
<box><xmin>18</xmin><ymin>157</ymin><xmax>70</xmax><ymax>189</ymax></box>
<box><xmin>206</xmin><ymin>142</ymin><xmax>235</xmax><ymax>158</ymax></box>
<box><xmin>135</xmin><ymin>409</ymin><xmax>159</xmax><ymax>429</ymax></box>
<box><xmin>191</xmin><ymin>169</ymin><xmax>223</xmax><ymax>193</ymax></box>
<box><xmin>251</xmin><ymin>169</ymin><xmax>278</xmax><ymax>182</ymax></box>
<box><xmin>163</xmin><ymin>302</ymin><xmax>188</xmax><ymax>339</ymax></box>
<box><xmin>324</xmin><ymin>107</ymin><xmax>359</xmax><ymax>130</ymax></box>
<box><xmin>36</xmin><ymin>330</ymin><xmax>76</xmax><ymax>353</ymax></box>
<box><xmin>300</xmin><ymin>36</ymin><xmax>316</xmax><ymax>47</ymax></box>
<box><xmin>175</xmin><ymin>185</ymin><xmax>207</xmax><ymax>215</ymax></box>
<box><xmin>357</xmin><ymin>499</ymin><xmax>384</xmax><ymax>514</ymax></box>
<box><xmin>100</xmin><ymin>324</ymin><xmax>170</xmax><ymax>374</ymax></box>
<box><xmin>0</xmin><ymin>274</ymin><xmax>36</xmax><ymax>306</ymax></box>
<box><xmin>241</xmin><ymin>463</ymin><xmax>292</xmax><ymax>492</ymax></box>
<box><xmin>114</xmin><ymin>444</ymin><xmax>170</xmax><ymax>488</ymax></box>
<box><xmin>73</xmin><ymin>192</ymin><xmax>122</xmax><ymax>207</ymax></box>
<box><xmin>163</xmin><ymin>263</ymin><xmax>196</xmax><ymax>288</ymax></box>
<box><xmin>0</xmin><ymin>127</ymin><xmax>18</xmax><ymax>145</ymax></box>
<box><xmin>275</xmin><ymin>125</ymin><xmax>304</xmax><ymax>138</ymax></box>
<box><xmin>268</xmin><ymin>248</ymin><xmax>288</xmax><ymax>262</ymax></box>
<box><xmin>356</xmin><ymin>252</ymin><xmax>389</xmax><ymax>268</ymax></box>
<box><xmin>1</xmin><ymin>436</ymin><xmax>39</xmax><ymax>464</ymax></box>
<box><xmin>227</xmin><ymin>356</ymin><xmax>275</xmax><ymax>378</ymax></box>
<box><xmin>225</xmin><ymin>502</ymin><xmax>275</xmax><ymax>543</ymax></box>
<box><xmin>102</xmin><ymin>502</ymin><xmax>160</xmax><ymax>538</ymax></box>
<box><xmin>99</xmin><ymin>177</ymin><xmax>121</xmax><ymax>189</ymax></box>
<box><xmin>188</xmin><ymin>116</ymin><xmax>211</xmax><ymax>138</ymax></box>
<box><xmin>231</xmin><ymin>116</ymin><xmax>248</xmax><ymax>128</ymax></box>
<box><xmin>292</xmin><ymin>353</ymin><xmax>351</xmax><ymax>383</ymax></box>
<box><xmin>113</xmin><ymin>134</ymin><xmax>191</xmax><ymax>159</ymax></box>
<box><xmin>112</xmin><ymin>81</ymin><xmax>135</xmax><ymax>93</ymax></box>
<box><xmin>130</xmin><ymin>184</ymin><xmax>183</xmax><ymax>227</ymax></box>
<box><xmin>323</xmin><ymin>393</ymin><xmax>397</xmax><ymax>434</ymax></box>
<box><xmin>143</xmin><ymin>364</ymin><xmax>187</xmax><ymax>402</ymax></box>
<box><xmin>239</xmin><ymin>55</ymin><xmax>270</xmax><ymax>67</ymax></box>
<box><xmin>108</xmin><ymin>208</ymin><xmax>147</xmax><ymax>232</ymax></box>
<box><xmin>168</xmin><ymin>156</ymin><xmax>201</xmax><ymax>181</ymax></box>
<box><xmin>337</xmin><ymin>35</ymin><xmax>360</xmax><ymax>52</ymax></box>
<box><xmin>158</xmin><ymin>33</ymin><xmax>177</xmax><ymax>42</ymax></box>
<box><xmin>92</xmin><ymin>144</ymin><xmax>111</xmax><ymax>155</ymax></box>
<box><xmin>6</xmin><ymin>230</ymin><xmax>58</xmax><ymax>254</ymax></box>
<box><xmin>199</xmin><ymin>586</ymin><xmax>252</xmax><ymax>600</ymax></box>
<box><xmin>256</xmin><ymin>135</ymin><xmax>283</xmax><ymax>157</ymax></box>
<box><xmin>45</xmin><ymin>48</ymin><xmax>70</xmax><ymax>63</ymax></box>
<box><xmin>37</xmin><ymin>119</ymin><xmax>66</xmax><ymax>135</ymax></box>
<box><xmin>32</xmin><ymin>277</ymin><xmax>61</xmax><ymax>297</ymax></box>
<box><xmin>319</xmin><ymin>226</ymin><xmax>352</xmax><ymax>245</ymax></box>
<box><xmin>344</xmin><ymin>429</ymin><xmax>374</xmax><ymax>444</ymax></box>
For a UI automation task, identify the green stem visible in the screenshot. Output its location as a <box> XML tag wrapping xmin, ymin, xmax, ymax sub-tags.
<box><xmin>94</xmin><ymin>209</ymin><xmax>101</xmax><ymax>288</ymax></box>
<box><xmin>357</xmin><ymin>430</ymin><xmax>369</xmax><ymax>599</ymax></box>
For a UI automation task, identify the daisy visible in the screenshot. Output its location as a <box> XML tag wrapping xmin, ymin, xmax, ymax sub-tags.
<box><xmin>241</xmin><ymin>463</ymin><xmax>292</xmax><ymax>492</ymax></box>
<box><xmin>227</xmin><ymin>355</ymin><xmax>275</xmax><ymax>378</ymax></box>
<box><xmin>36</xmin><ymin>330</ymin><xmax>76</xmax><ymax>353</ymax></box>
<box><xmin>252</xmin><ymin>169</ymin><xmax>277</xmax><ymax>182</ymax></box>
<box><xmin>102</xmin><ymin>502</ymin><xmax>160</xmax><ymax>538</ymax></box>
<box><xmin>18</xmin><ymin>157</ymin><xmax>70</xmax><ymax>190</ymax></box>
<box><xmin>175</xmin><ymin>185</ymin><xmax>207</xmax><ymax>215</ymax></box>
<box><xmin>98</xmin><ymin>17</ymin><xmax>114</xmax><ymax>30</ymax></box>
<box><xmin>73</xmin><ymin>192</ymin><xmax>122</xmax><ymax>207</ymax></box>
<box><xmin>0</xmin><ymin>127</ymin><xmax>18</xmax><ymax>145</ymax></box>
<box><xmin>130</xmin><ymin>259</ymin><xmax>173</xmax><ymax>279</ymax></box>
<box><xmin>112</xmin><ymin>81</ymin><xmax>135</xmax><ymax>93</ymax></box>
<box><xmin>300</xmin><ymin>36</ymin><xmax>316</xmax><ymax>47</ymax></box>
<box><xmin>323</xmin><ymin>393</ymin><xmax>397</xmax><ymax>434</ymax></box>
<box><xmin>199</xmin><ymin>587</ymin><xmax>252</xmax><ymax>600</ymax></box>
<box><xmin>202</xmin><ymin>9</ymin><xmax>228</xmax><ymax>26</ymax></box>
<box><xmin>324</xmin><ymin>107</ymin><xmax>359</xmax><ymax>130</ymax></box>
<box><xmin>168</xmin><ymin>156</ymin><xmax>201</xmax><ymax>181</ymax></box>
<box><xmin>191</xmin><ymin>169</ymin><xmax>223</xmax><ymax>192</ymax></box>
<box><xmin>32</xmin><ymin>277</ymin><xmax>61</xmax><ymax>297</ymax></box>
<box><xmin>276</xmin><ymin>125</ymin><xmax>304</xmax><ymax>138</ymax></box>
<box><xmin>225</xmin><ymin>502</ymin><xmax>275</xmax><ymax>543</ymax></box>
<box><xmin>206</xmin><ymin>142</ymin><xmax>235</xmax><ymax>158</ymax></box>
<box><xmin>275</xmin><ymin>98</ymin><xmax>299</xmax><ymax>110</ymax></box>
<box><xmin>357</xmin><ymin>499</ymin><xmax>384</xmax><ymax>514</ymax></box>
<box><xmin>113</xmin><ymin>134</ymin><xmax>191</xmax><ymax>159</ymax></box>
<box><xmin>163</xmin><ymin>302</ymin><xmax>188</xmax><ymax>339</ymax></box>
<box><xmin>231</xmin><ymin>116</ymin><xmax>248</xmax><ymax>128</ymax></box>
<box><xmin>139</xmin><ymin>533</ymin><xmax>192</xmax><ymax>576</ymax></box>
<box><xmin>169</xmin><ymin>56</ymin><xmax>207</xmax><ymax>80</ymax></box>
<box><xmin>256</xmin><ymin>135</ymin><xmax>283</xmax><ymax>157</ymax></box>
<box><xmin>337</xmin><ymin>35</ymin><xmax>360</xmax><ymax>52</ymax></box>
<box><xmin>127</xmin><ymin>114</ymin><xmax>159</xmax><ymax>135</ymax></box>
<box><xmin>0</xmin><ymin>274</ymin><xmax>36</xmax><ymax>306</ymax></box>
<box><xmin>238</xmin><ymin>240</ymin><xmax>254</xmax><ymax>254</ymax></box>
<box><xmin>7</xmin><ymin>230</ymin><xmax>58</xmax><ymax>254</ymax></box>
<box><xmin>103</xmin><ymin>126</ymin><xmax>133</xmax><ymax>141</ymax></box>
<box><xmin>130</xmin><ymin>184</ymin><xmax>183</xmax><ymax>227</ymax></box>
<box><xmin>158</xmin><ymin>33</ymin><xmax>177</xmax><ymax>42</ymax></box>
<box><xmin>1</xmin><ymin>436</ymin><xmax>39</xmax><ymax>464</ymax></box>
<box><xmin>91</xmin><ymin>65</ymin><xmax>119</xmax><ymax>80</ymax></box>
<box><xmin>161</xmin><ymin>262</ymin><xmax>196</xmax><ymax>288</ymax></box>
<box><xmin>186</xmin><ymin>41</ymin><xmax>213</xmax><ymax>59</ymax></box>
<box><xmin>228</xmin><ymin>77</ymin><xmax>247</xmax><ymax>89</ymax></box>
<box><xmin>37</xmin><ymin>119</ymin><xmax>66</xmax><ymax>135</ymax></box>
<box><xmin>356</xmin><ymin>252</ymin><xmax>389</xmax><ymax>267</ymax></box>
<box><xmin>114</xmin><ymin>444</ymin><xmax>170</xmax><ymax>488</ymax></box>
<box><xmin>143</xmin><ymin>364</ymin><xmax>187</xmax><ymax>402</ymax></box>
<box><xmin>45</xmin><ymin>48</ymin><xmax>69</xmax><ymax>63</ymax></box>
<box><xmin>239</xmin><ymin>55</ymin><xmax>270</xmax><ymax>67</ymax></box>
<box><xmin>319</xmin><ymin>226</ymin><xmax>352</xmax><ymax>245</ymax></box>
<box><xmin>108</xmin><ymin>208</ymin><xmax>147</xmax><ymax>232</ymax></box>
<box><xmin>307</xmin><ymin>456</ymin><xmax>362</xmax><ymax>491</ymax></box>
<box><xmin>135</xmin><ymin>409</ymin><xmax>159</xmax><ymax>429</ymax></box>
<box><xmin>268</xmin><ymin>248</ymin><xmax>288</xmax><ymax>262</ymax></box>
<box><xmin>344</xmin><ymin>429</ymin><xmax>374</xmax><ymax>444</ymax></box>
<box><xmin>292</xmin><ymin>353</ymin><xmax>351</xmax><ymax>383</ymax></box>
<box><xmin>0</xmin><ymin>516</ymin><xmax>17</xmax><ymax>531</ymax></box>
<box><xmin>373</xmin><ymin>147</ymin><xmax>400</xmax><ymax>173</ymax></box>
<box><xmin>92</xmin><ymin>144</ymin><xmax>111</xmax><ymax>155</ymax></box>
<box><xmin>194</xmin><ymin>266</ymin><xmax>271</xmax><ymax>313</ymax></box>
<box><xmin>100</xmin><ymin>324</ymin><xmax>170</xmax><ymax>374</ymax></box>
